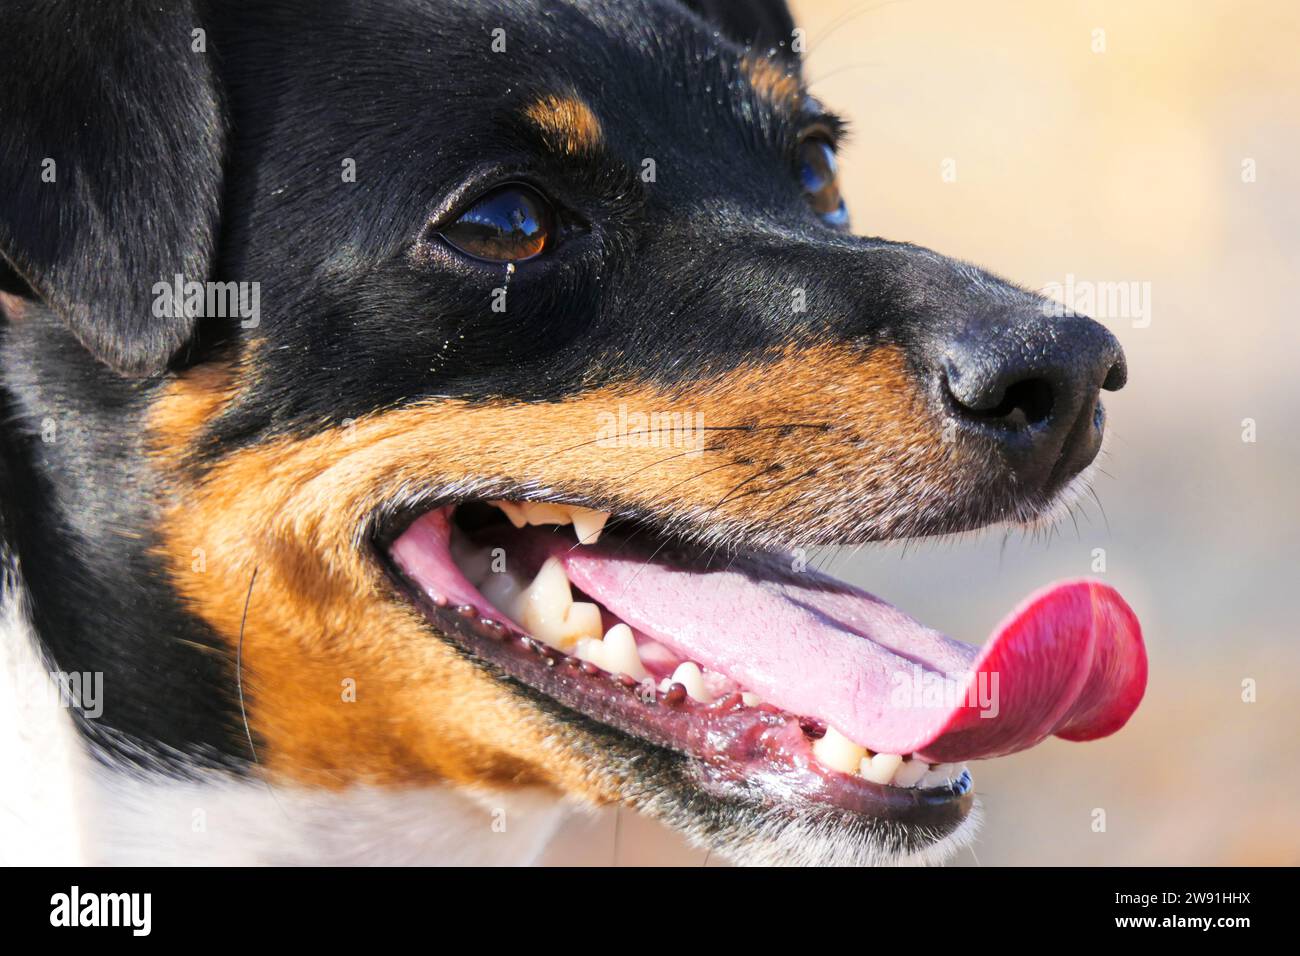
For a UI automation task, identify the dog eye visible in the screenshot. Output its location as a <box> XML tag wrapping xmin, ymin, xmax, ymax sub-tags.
<box><xmin>440</xmin><ymin>184</ymin><xmax>555</xmax><ymax>262</ymax></box>
<box><xmin>798</xmin><ymin>138</ymin><xmax>849</xmax><ymax>229</ymax></box>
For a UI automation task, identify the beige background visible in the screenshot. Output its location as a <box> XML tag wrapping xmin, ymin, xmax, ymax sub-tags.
<box><xmin>545</xmin><ymin>0</ymin><xmax>1300</xmax><ymax>865</ymax></box>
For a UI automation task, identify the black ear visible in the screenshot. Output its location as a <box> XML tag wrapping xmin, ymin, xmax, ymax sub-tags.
<box><xmin>676</xmin><ymin>0</ymin><xmax>798</xmax><ymax>57</ymax></box>
<box><xmin>0</xmin><ymin>1</ymin><xmax>224</xmax><ymax>376</ymax></box>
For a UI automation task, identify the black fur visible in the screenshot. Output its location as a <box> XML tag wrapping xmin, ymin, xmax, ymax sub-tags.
<box><xmin>0</xmin><ymin>2</ymin><xmax>224</xmax><ymax>376</ymax></box>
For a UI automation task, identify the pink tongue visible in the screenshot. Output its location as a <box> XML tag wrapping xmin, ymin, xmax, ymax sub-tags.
<box><xmin>555</xmin><ymin>546</ymin><xmax>1146</xmax><ymax>762</ymax></box>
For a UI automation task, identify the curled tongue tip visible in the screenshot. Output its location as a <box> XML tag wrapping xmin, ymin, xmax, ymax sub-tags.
<box><xmin>910</xmin><ymin>579</ymin><xmax>1147</xmax><ymax>763</ymax></box>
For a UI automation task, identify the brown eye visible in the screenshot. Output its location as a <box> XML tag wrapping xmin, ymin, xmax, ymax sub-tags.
<box><xmin>440</xmin><ymin>184</ymin><xmax>554</xmax><ymax>262</ymax></box>
<box><xmin>797</xmin><ymin>138</ymin><xmax>848</xmax><ymax>228</ymax></box>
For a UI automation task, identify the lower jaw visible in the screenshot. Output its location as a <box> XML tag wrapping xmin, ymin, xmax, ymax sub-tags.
<box><xmin>378</xmin><ymin>503</ymin><xmax>976</xmax><ymax>844</ymax></box>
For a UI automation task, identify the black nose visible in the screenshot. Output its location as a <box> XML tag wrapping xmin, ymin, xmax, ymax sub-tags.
<box><xmin>941</xmin><ymin>313</ymin><xmax>1127</xmax><ymax>492</ymax></box>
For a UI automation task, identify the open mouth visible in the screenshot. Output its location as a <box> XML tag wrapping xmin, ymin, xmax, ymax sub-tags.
<box><xmin>378</xmin><ymin>498</ymin><xmax>1146</xmax><ymax>852</ymax></box>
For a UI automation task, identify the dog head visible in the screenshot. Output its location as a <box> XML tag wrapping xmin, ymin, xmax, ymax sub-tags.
<box><xmin>0</xmin><ymin>0</ymin><xmax>1138</xmax><ymax>865</ymax></box>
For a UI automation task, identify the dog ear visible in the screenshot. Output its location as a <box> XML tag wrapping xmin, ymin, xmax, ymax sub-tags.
<box><xmin>676</xmin><ymin>0</ymin><xmax>798</xmax><ymax>56</ymax></box>
<box><xmin>0</xmin><ymin>2</ymin><xmax>224</xmax><ymax>376</ymax></box>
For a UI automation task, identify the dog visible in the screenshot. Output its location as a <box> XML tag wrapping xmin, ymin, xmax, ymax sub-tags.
<box><xmin>0</xmin><ymin>0</ymin><xmax>1146</xmax><ymax>866</ymax></box>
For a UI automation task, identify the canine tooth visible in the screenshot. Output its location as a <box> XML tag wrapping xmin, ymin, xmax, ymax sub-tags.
<box><xmin>490</xmin><ymin>500</ymin><xmax>529</xmax><ymax>528</ymax></box>
<box><xmin>740</xmin><ymin>692</ymin><xmax>762</xmax><ymax>707</ymax></box>
<box><xmin>601</xmin><ymin>624</ymin><xmax>647</xmax><ymax>679</ymax></box>
<box><xmin>571</xmin><ymin>507</ymin><xmax>610</xmax><ymax>544</ymax></box>
<box><xmin>859</xmin><ymin>752</ymin><xmax>904</xmax><ymax>785</ymax></box>
<box><xmin>669</xmin><ymin>661</ymin><xmax>712</xmax><ymax>703</ymax></box>
<box><xmin>892</xmin><ymin>757</ymin><xmax>930</xmax><ymax>789</ymax></box>
<box><xmin>812</xmin><ymin>725</ymin><xmax>866</xmax><ymax>774</ymax></box>
<box><xmin>514</xmin><ymin>558</ymin><xmax>603</xmax><ymax>650</ymax></box>
<box><xmin>514</xmin><ymin>558</ymin><xmax>573</xmax><ymax>646</ymax></box>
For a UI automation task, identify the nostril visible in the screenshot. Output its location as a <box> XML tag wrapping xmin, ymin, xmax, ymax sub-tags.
<box><xmin>1102</xmin><ymin>359</ymin><xmax>1127</xmax><ymax>392</ymax></box>
<box><xmin>991</xmin><ymin>378</ymin><xmax>1055</xmax><ymax>427</ymax></box>
<box><xmin>946</xmin><ymin>374</ymin><xmax>1055</xmax><ymax>429</ymax></box>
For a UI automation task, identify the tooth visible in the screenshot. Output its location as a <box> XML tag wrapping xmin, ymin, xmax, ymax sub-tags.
<box><xmin>920</xmin><ymin>762</ymin><xmax>961</xmax><ymax>790</ymax></box>
<box><xmin>513</xmin><ymin>558</ymin><xmax>572</xmax><ymax>646</ymax></box>
<box><xmin>490</xmin><ymin>501</ymin><xmax>611</xmax><ymax>542</ymax></box>
<box><xmin>571</xmin><ymin>508</ymin><xmax>610</xmax><ymax>544</ymax></box>
<box><xmin>811</xmin><ymin>725</ymin><xmax>866</xmax><ymax>774</ymax></box>
<box><xmin>600</xmin><ymin>624</ymin><xmax>647</xmax><ymax>679</ymax></box>
<box><xmin>490</xmin><ymin>500</ymin><xmax>528</xmax><ymax>528</ymax></box>
<box><xmin>859</xmin><ymin>752</ymin><xmax>903</xmax><ymax>785</ymax></box>
<box><xmin>892</xmin><ymin>757</ymin><xmax>929</xmax><ymax>789</ymax></box>
<box><xmin>480</xmin><ymin>571</ymin><xmax>524</xmax><ymax>611</ymax></box>
<box><xmin>489</xmin><ymin>500</ymin><xmax>574</xmax><ymax>528</ymax></box>
<box><xmin>740</xmin><ymin>692</ymin><xmax>762</xmax><ymax>707</ymax></box>
<box><xmin>668</xmin><ymin>661</ymin><xmax>712</xmax><ymax>703</ymax></box>
<box><xmin>526</xmin><ymin>502</ymin><xmax>574</xmax><ymax>526</ymax></box>
<box><xmin>513</xmin><ymin>557</ymin><xmax>602</xmax><ymax>650</ymax></box>
<box><xmin>563</xmin><ymin>602</ymin><xmax>604</xmax><ymax>646</ymax></box>
<box><xmin>575</xmin><ymin>637</ymin><xmax>608</xmax><ymax>670</ymax></box>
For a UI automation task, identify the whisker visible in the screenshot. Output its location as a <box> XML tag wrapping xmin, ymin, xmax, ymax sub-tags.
<box><xmin>560</xmin><ymin>446</ymin><xmax>729</xmax><ymax>554</ymax></box>
<box><xmin>237</xmin><ymin>567</ymin><xmax>260</xmax><ymax>768</ymax></box>
<box><xmin>603</xmin><ymin>458</ymin><xmax>751</xmax><ymax>563</ymax></box>
<box><xmin>236</xmin><ymin>566</ymin><xmax>290</xmax><ymax>817</ymax></box>
<box><xmin>1087</xmin><ymin>485</ymin><xmax>1111</xmax><ymax>535</ymax></box>
<box><xmin>806</xmin><ymin>0</ymin><xmax>913</xmax><ymax>58</ymax></box>
<box><xmin>808</xmin><ymin>60</ymin><xmax>882</xmax><ymax>87</ymax></box>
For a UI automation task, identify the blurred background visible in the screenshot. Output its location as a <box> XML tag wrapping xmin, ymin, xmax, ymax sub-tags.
<box><xmin>546</xmin><ymin>0</ymin><xmax>1300</xmax><ymax>865</ymax></box>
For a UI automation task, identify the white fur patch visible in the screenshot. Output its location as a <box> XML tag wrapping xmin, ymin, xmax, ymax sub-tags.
<box><xmin>82</xmin><ymin>771</ymin><xmax>571</xmax><ymax>866</ymax></box>
<box><xmin>0</xmin><ymin>557</ymin><xmax>87</xmax><ymax>864</ymax></box>
<box><xmin>1</xmin><ymin>555</ymin><xmax>571</xmax><ymax>865</ymax></box>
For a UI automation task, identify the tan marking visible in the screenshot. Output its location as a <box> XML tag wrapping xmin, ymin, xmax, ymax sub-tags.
<box><xmin>741</xmin><ymin>54</ymin><xmax>805</xmax><ymax>112</ymax></box>
<box><xmin>150</xmin><ymin>360</ymin><xmax>240</xmax><ymax>451</ymax></box>
<box><xmin>523</xmin><ymin>93</ymin><xmax>604</xmax><ymax>156</ymax></box>
<box><xmin>150</xmin><ymin>346</ymin><xmax>952</xmax><ymax>794</ymax></box>
<box><xmin>0</xmin><ymin>291</ymin><xmax>27</xmax><ymax>322</ymax></box>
